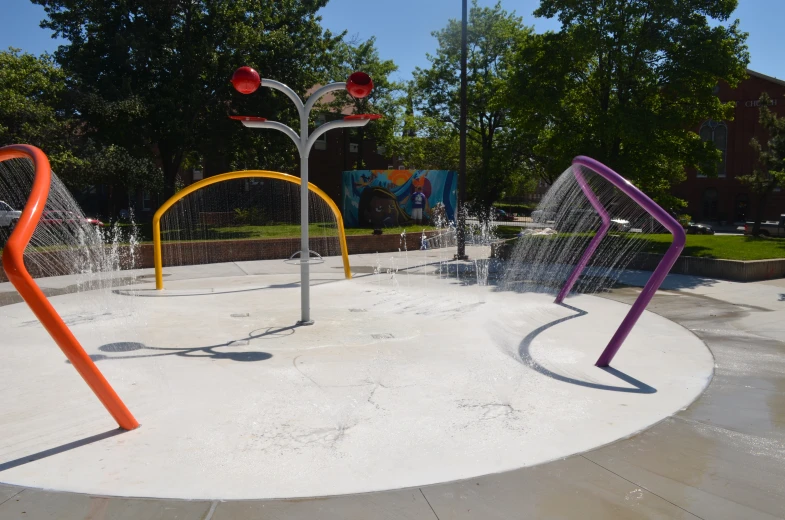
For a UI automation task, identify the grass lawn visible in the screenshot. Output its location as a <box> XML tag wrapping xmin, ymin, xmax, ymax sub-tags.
<box><xmin>0</xmin><ymin>223</ymin><xmax>443</xmax><ymax>253</ymax></box>
<box><xmin>501</xmin><ymin>231</ymin><xmax>785</xmax><ymax>261</ymax></box>
<box><xmin>183</xmin><ymin>223</ymin><xmax>440</xmax><ymax>241</ymax></box>
<box><xmin>640</xmin><ymin>234</ymin><xmax>785</xmax><ymax>261</ymax></box>
<box><xmin>6</xmin><ymin>225</ymin><xmax>783</xmax><ymax>261</ymax></box>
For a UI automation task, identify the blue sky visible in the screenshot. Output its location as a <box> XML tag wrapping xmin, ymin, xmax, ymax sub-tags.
<box><xmin>2</xmin><ymin>0</ymin><xmax>783</xmax><ymax>83</ymax></box>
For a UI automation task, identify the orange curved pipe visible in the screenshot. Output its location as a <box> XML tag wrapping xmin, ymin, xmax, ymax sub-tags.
<box><xmin>0</xmin><ymin>144</ymin><xmax>139</xmax><ymax>430</ymax></box>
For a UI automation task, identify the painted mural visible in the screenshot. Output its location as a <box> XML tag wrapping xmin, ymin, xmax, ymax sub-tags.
<box><xmin>342</xmin><ymin>170</ymin><xmax>457</xmax><ymax>228</ymax></box>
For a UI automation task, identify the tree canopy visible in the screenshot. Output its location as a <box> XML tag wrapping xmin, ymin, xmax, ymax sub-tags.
<box><xmin>412</xmin><ymin>1</ymin><xmax>535</xmax><ymax>212</ymax></box>
<box><xmin>0</xmin><ymin>48</ymin><xmax>161</xmax><ymax>211</ymax></box>
<box><xmin>0</xmin><ymin>49</ymin><xmax>77</xmax><ymax>176</ymax></box>
<box><xmin>509</xmin><ymin>0</ymin><xmax>749</xmax><ymax>208</ymax></box>
<box><xmin>32</xmin><ymin>0</ymin><xmax>343</xmax><ymax>197</ymax></box>
<box><xmin>321</xmin><ymin>36</ymin><xmax>402</xmax><ymax>168</ymax></box>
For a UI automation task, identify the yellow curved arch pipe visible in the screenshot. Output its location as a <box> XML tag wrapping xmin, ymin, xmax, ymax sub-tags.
<box><xmin>152</xmin><ymin>170</ymin><xmax>351</xmax><ymax>290</ymax></box>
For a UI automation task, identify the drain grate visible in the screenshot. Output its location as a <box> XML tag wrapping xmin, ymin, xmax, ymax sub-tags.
<box><xmin>231</xmin><ymin>313</ymin><xmax>250</xmax><ymax>318</ymax></box>
<box><xmin>372</xmin><ymin>333</ymin><xmax>394</xmax><ymax>340</ymax></box>
<box><xmin>349</xmin><ymin>308</ymin><xmax>367</xmax><ymax>313</ymax></box>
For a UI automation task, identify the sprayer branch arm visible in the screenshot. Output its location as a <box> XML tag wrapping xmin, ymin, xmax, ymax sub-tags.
<box><xmin>305</xmin><ymin>118</ymin><xmax>370</xmax><ymax>156</ymax></box>
<box><xmin>304</xmin><ymin>82</ymin><xmax>347</xmax><ymax>116</ymax></box>
<box><xmin>261</xmin><ymin>79</ymin><xmax>305</xmax><ymax>118</ymax></box>
<box><xmin>239</xmin><ymin>120</ymin><xmax>303</xmax><ymax>154</ymax></box>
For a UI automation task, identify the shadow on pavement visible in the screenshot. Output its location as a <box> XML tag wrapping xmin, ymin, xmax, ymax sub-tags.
<box><xmin>517</xmin><ymin>302</ymin><xmax>656</xmax><ymax>394</ymax></box>
<box><xmin>0</xmin><ymin>429</ymin><xmax>126</xmax><ymax>473</ymax></box>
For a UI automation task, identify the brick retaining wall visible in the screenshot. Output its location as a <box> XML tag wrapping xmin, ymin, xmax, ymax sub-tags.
<box><xmin>0</xmin><ymin>231</ymin><xmax>439</xmax><ymax>282</ymax></box>
<box><xmin>492</xmin><ymin>239</ymin><xmax>785</xmax><ymax>282</ymax></box>
<box><xmin>629</xmin><ymin>253</ymin><xmax>785</xmax><ymax>282</ymax></box>
<box><xmin>6</xmin><ymin>233</ymin><xmax>784</xmax><ymax>283</ymax></box>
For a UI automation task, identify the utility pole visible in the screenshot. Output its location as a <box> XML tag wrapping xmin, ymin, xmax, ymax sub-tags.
<box><xmin>456</xmin><ymin>0</ymin><xmax>469</xmax><ymax>260</ymax></box>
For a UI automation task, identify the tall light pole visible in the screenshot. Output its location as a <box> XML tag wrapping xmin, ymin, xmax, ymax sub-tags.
<box><xmin>456</xmin><ymin>0</ymin><xmax>469</xmax><ymax>260</ymax></box>
<box><xmin>231</xmin><ymin>67</ymin><xmax>379</xmax><ymax>325</ymax></box>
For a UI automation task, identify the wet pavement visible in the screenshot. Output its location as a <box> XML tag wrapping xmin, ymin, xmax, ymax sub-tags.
<box><xmin>0</xmin><ymin>257</ymin><xmax>784</xmax><ymax>519</ymax></box>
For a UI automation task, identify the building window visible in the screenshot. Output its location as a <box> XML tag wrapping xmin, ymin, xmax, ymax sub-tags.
<box><xmin>314</xmin><ymin>115</ymin><xmax>327</xmax><ymax>150</ymax></box>
<box><xmin>142</xmin><ymin>191</ymin><xmax>152</xmax><ymax>211</ymax></box>
<box><xmin>193</xmin><ymin>169</ymin><xmax>203</xmax><ymax>181</ymax></box>
<box><xmin>349</xmin><ymin>143</ymin><xmax>359</xmax><ymax>153</ymax></box>
<box><xmin>702</xmin><ymin>188</ymin><xmax>718</xmax><ymax>221</ymax></box>
<box><xmin>698</xmin><ymin>120</ymin><xmax>727</xmax><ymax>178</ymax></box>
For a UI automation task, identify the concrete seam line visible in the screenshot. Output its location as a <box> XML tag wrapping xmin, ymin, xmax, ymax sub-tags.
<box><xmin>419</xmin><ymin>488</ymin><xmax>441</xmax><ymax>519</ymax></box>
<box><xmin>0</xmin><ymin>487</ymin><xmax>25</xmax><ymax>507</ymax></box>
<box><xmin>579</xmin><ymin>455</ymin><xmax>706</xmax><ymax>520</ymax></box>
<box><xmin>202</xmin><ymin>500</ymin><xmax>219</xmax><ymax>520</ymax></box>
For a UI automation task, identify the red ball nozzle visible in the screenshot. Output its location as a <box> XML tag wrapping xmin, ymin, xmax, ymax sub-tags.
<box><xmin>231</xmin><ymin>66</ymin><xmax>261</xmax><ymax>94</ymax></box>
<box><xmin>346</xmin><ymin>72</ymin><xmax>373</xmax><ymax>99</ymax></box>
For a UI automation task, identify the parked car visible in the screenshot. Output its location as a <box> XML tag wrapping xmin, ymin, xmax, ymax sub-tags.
<box><xmin>686</xmin><ymin>222</ymin><xmax>714</xmax><ymax>235</ymax></box>
<box><xmin>40</xmin><ymin>211</ymin><xmax>104</xmax><ymax>228</ymax></box>
<box><xmin>744</xmin><ymin>215</ymin><xmax>785</xmax><ymax>237</ymax></box>
<box><xmin>610</xmin><ymin>218</ymin><xmax>631</xmax><ymax>232</ymax></box>
<box><xmin>493</xmin><ymin>208</ymin><xmax>515</xmax><ymax>222</ymax></box>
<box><xmin>0</xmin><ymin>200</ymin><xmax>22</xmax><ymax>232</ymax></box>
<box><xmin>530</xmin><ymin>209</ymin><xmax>555</xmax><ymax>223</ymax></box>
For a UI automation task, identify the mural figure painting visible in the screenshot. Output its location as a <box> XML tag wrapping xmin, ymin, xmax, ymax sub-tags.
<box><xmin>342</xmin><ymin>170</ymin><xmax>457</xmax><ymax>228</ymax></box>
<box><xmin>358</xmin><ymin>186</ymin><xmax>412</xmax><ymax>228</ymax></box>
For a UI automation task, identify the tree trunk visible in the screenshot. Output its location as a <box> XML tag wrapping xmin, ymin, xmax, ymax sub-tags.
<box><xmin>752</xmin><ymin>192</ymin><xmax>768</xmax><ymax>236</ymax></box>
<box><xmin>159</xmin><ymin>145</ymin><xmax>183</xmax><ymax>200</ymax></box>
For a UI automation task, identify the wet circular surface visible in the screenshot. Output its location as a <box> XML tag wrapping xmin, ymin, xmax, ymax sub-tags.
<box><xmin>0</xmin><ymin>273</ymin><xmax>712</xmax><ymax>499</ymax></box>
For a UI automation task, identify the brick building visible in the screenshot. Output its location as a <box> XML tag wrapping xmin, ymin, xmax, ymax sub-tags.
<box><xmin>672</xmin><ymin>69</ymin><xmax>785</xmax><ymax>224</ymax></box>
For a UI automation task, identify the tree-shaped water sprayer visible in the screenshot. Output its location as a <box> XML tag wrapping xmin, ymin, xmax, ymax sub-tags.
<box><xmin>231</xmin><ymin>67</ymin><xmax>380</xmax><ymax>325</ymax></box>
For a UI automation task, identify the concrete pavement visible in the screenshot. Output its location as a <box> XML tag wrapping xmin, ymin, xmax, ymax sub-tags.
<box><xmin>0</xmin><ymin>252</ymin><xmax>784</xmax><ymax>518</ymax></box>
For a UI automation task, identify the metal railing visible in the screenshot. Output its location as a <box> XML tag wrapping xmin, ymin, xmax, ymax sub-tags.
<box><xmin>0</xmin><ymin>144</ymin><xmax>138</xmax><ymax>430</ymax></box>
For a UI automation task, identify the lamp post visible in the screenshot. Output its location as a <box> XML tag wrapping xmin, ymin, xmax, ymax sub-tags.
<box><xmin>231</xmin><ymin>67</ymin><xmax>379</xmax><ymax>325</ymax></box>
<box><xmin>455</xmin><ymin>0</ymin><xmax>469</xmax><ymax>260</ymax></box>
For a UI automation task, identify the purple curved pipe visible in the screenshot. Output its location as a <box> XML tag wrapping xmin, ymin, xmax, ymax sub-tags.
<box><xmin>556</xmin><ymin>156</ymin><xmax>686</xmax><ymax>367</ymax></box>
<box><xmin>555</xmin><ymin>168</ymin><xmax>611</xmax><ymax>304</ymax></box>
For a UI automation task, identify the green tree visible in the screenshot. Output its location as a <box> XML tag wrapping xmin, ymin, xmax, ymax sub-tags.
<box><xmin>738</xmin><ymin>93</ymin><xmax>785</xmax><ymax>236</ymax></box>
<box><xmin>413</xmin><ymin>1</ymin><xmax>535</xmax><ymax>214</ymax></box>
<box><xmin>390</xmin><ymin>113</ymin><xmax>460</xmax><ymax>170</ymax></box>
<box><xmin>0</xmin><ymin>48</ymin><xmax>161</xmax><ymax>213</ymax></box>
<box><xmin>321</xmin><ymin>36</ymin><xmax>402</xmax><ymax>169</ymax></box>
<box><xmin>0</xmin><ymin>48</ymin><xmax>79</xmax><ymax>175</ymax></box>
<box><xmin>510</xmin><ymin>0</ymin><xmax>749</xmax><ymax>207</ymax></box>
<box><xmin>33</xmin><ymin>0</ymin><xmax>342</xmax><ymax>198</ymax></box>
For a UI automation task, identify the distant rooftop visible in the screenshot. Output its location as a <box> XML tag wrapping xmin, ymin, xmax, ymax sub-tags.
<box><xmin>747</xmin><ymin>69</ymin><xmax>785</xmax><ymax>88</ymax></box>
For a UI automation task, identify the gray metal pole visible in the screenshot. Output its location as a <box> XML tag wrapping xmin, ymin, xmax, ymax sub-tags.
<box><xmin>299</xmin><ymin>115</ymin><xmax>312</xmax><ymax>325</ymax></box>
<box><xmin>232</xmin><ymin>76</ymin><xmax>372</xmax><ymax>325</ymax></box>
<box><xmin>456</xmin><ymin>0</ymin><xmax>469</xmax><ymax>260</ymax></box>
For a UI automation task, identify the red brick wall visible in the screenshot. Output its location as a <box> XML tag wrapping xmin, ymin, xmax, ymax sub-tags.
<box><xmin>674</xmin><ymin>72</ymin><xmax>785</xmax><ymax>223</ymax></box>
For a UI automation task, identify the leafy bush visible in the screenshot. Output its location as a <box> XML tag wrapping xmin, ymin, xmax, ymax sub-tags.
<box><xmin>677</xmin><ymin>214</ymin><xmax>692</xmax><ymax>228</ymax></box>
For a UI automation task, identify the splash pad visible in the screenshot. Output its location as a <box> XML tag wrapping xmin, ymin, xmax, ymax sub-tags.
<box><xmin>0</xmin><ymin>255</ymin><xmax>712</xmax><ymax>499</ymax></box>
<box><xmin>1</xmin><ymin>75</ymin><xmax>711</xmax><ymax>500</ymax></box>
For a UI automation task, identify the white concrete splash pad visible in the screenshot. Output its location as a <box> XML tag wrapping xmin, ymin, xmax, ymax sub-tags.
<box><xmin>0</xmin><ymin>269</ymin><xmax>712</xmax><ymax>499</ymax></box>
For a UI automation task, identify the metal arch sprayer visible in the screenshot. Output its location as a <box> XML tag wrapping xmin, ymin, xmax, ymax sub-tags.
<box><xmin>152</xmin><ymin>170</ymin><xmax>353</xmax><ymax>291</ymax></box>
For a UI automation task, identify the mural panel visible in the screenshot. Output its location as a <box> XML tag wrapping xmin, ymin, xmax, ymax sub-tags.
<box><xmin>342</xmin><ymin>170</ymin><xmax>457</xmax><ymax>228</ymax></box>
